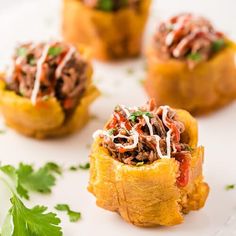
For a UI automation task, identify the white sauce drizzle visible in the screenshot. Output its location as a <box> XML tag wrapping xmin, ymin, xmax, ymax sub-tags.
<box><xmin>160</xmin><ymin>105</ymin><xmax>171</xmax><ymax>128</ymax></box>
<box><xmin>120</xmin><ymin>105</ymin><xmax>131</xmax><ymax>117</ymax></box>
<box><xmin>55</xmin><ymin>46</ymin><xmax>76</xmax><ymax>79</ymax></box>
<box><xmin>143</xmin><ymin>115</ymin><xmax>154</xmax><ymax>136</ymax></box>
<box><xmin>31</xmin><ymin>43</ymin><xmax>51</xmax><ymax>105</ymax></box>
<box><xmin>93</xmin><ymin>105</ymin><xmax>174</xmax><ymax>159</ymax></box>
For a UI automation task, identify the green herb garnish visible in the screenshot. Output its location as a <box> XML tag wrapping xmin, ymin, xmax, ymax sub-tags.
<box><xmin>212</xmin><ymin>39</ymin><xmax>225</xmax><ymax>52</ymax></box>
<box><xmin>0</xmin><ymin>129</ymin><xmax>6</xmax><ymax>134</ymax></box>
<box><xmin>129</xmin><ymin>111</ymin><xmax>153</xmax><ymax>122</ymax></box>
<box><xmin>225</xmin><ymin>184</ymin><xmax>235</xmax><ymax>190</ymax></box>
<box><xmin>127</xmin><ymin>68</ymin><xmax>134</xmax><ymax>75</ymax></box>
<box><xmin>0</xmin><ymin>166</ymin><xmax>62</xmax><ymax>236</ymax></box>
<box><xmin>69</xmin><ymin>162</ymin><xmax>90</xmax><ymax>171</ymax></box>
<box><xmin>187</xmin><ymin>52</ymin><xmax>202</xmax><ymax>61</ymax></box>
<box><xmin>16</xmin><ymin>47</ymin><xmax>27</xmax><ymax>57</ymax></box>
<box><xmin>139</xmin><ymin>78</ymin><xmax>145</xmax><ymax>86</ymax></box>
<box><xmin>69</xmin><ymin>166</ymin><xmax>78</xmax><ymax>171</ymax></box>
<box><xmin>186</xmin><ymin>146</ymin><xmax>194</xmax><ymax>152</ymax></box>
<box><xmin>79</xmin><ymin>162</ymin><xmax>90</xmax><ymax>170</ymax></box>
<box><xmin>108</xmin><ymin>128</ymin><xmax>115</xmax><ymax>135</ymax></box>
<box><xmin>98</xmin><ymin>0</ymin><xmax>114</xmax><ymax>11</ymax></box>
<box><xmin>5</xmin><ymin>196</ymin><xmax>62</xmax><ymax>235</ymax></box>
<box><xmin>48</xmin><ymin>46</ymin><xmax>62</xmax><ymax>57</ymax></box>
<box><xmin>55</xmin><ymin>204</ymin><xmax>81</xmax><ymax>222</ymax></box>
<box><xmin>0</xmin><ymin>162</ymin><xmax>61</xmax><ymax>200</ymax></box>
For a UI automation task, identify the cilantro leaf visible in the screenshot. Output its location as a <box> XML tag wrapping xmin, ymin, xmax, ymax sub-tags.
<box><xmin>48</xmin><ymin>46</ymin><xmax>62</xmax><ymax>57</ymax></box>
<box><xmin>129</xmin><ymin>111</ymin><xmax>153</xmax><ymax>122</ymax></box>
<box><xmin>108</xmin><ymin>128</ymin><xmax>115</xmax><ymax>135</ymax></box>
<box><xmin>79</xmin><ymin>163</ymin><xmax>90</xmax><ymax>170</ymax></box>
<box><xmin>16</xmin><ymin>47</ymin><xmax>27</xmax><ymax>57</ymax></box>
<box><xmin>0</xmin><ymin>129</ymin><xmax>6</xmax><ymax>134</ymax></box>
<box><xmin>55</xmin><ymin>204</ymin><xmax>81</xmax><ymax>223</ymax></box>
<box><xmin>212</xmin><ymin>39</ymin><xmax>225</xmax><ymax>52</ymax></box>
<box><xmin>98</xmin><ymin>0</ymin><xmax>114</xmax><ymax>11</ymax></box>
<box><xmin>187</xmin><ymin>52</ymin><xmax>202</xmax><ymax>61</ymax></box>
<box><xmin>0</xmin><ymin>162</ymin><xmax>61</xmax><ymax>200</ymax></box>
<box><xmin>225</xmin><ymin>184</ymin><xmax>235</xmax><ymax>190</ymax></box>
<box><xmin>69</xmin><ymin>166</ymin><xmax>77</xmax><ymax>171</ymax></box>
<box><xmin>16</xmin><ymin>162</ymin><xmax>59</xmax><ymax>194</ymax></box>
<box><xmin>69</xmin><ymin>162</ymin><xmax>90</xmax><ymax>171</ymax></box>
<box><xmin>0</xmin><ymin>165</ymin><xmax>29</xmax><ymax>200</ymax></box>
<box><xmin>8</xmin><ymin>195</ymin><xmax>62</xmax><ymax>236</ymax></box>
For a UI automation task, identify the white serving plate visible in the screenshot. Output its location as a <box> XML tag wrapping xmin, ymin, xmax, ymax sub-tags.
<box><xmin>0</xmin><ymin>0</ymin><xmax>236</xmax><ymax>235</ymax></box>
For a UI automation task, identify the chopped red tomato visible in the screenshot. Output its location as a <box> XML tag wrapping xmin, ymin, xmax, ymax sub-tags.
<box><xmin>118</xmin><ymin>147</ymin><xmax>126</xmax><ymax>153</ymax></box>
<box><xmin>63</xmin><ymin>98</ymin><xmax>75</xmax><ymax>110</ymax></box>
<box><xmin>175</xmin><ymin>153</ymin><xmax>190</xmax><ymax>187</ymax></box>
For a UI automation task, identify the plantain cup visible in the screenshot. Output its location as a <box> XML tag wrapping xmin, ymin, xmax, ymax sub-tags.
<box><xmin>0</xmin><ymin>44</ymin><xmax>100</xmax><ymax>139</ymax></box>
<box><xmin>88</xmin><ymin>106</ymin><xmax>209</xmax><ymax>226</ymax></box>
<box><xmin>146</xmin><ymin>41</ymin><xmax>236</xmax><ymax>115</ymax></box>
<box><xmin>145</xmin><ymin>13</ymin><xmax>236</xmax><ymax>115</ymax></box>
<box><xmin>62</xmin><ymin>0</ymin><xmax>151</xmax><ymax>61</ymax></box>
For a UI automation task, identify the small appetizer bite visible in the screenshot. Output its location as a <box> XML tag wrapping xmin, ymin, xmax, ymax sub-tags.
<box><xmin>0</xmin><ymin>41</ymin><xmax>99</xmax><ymax>138</ymax></box>
<box><xmin>145</xmin><ymin>13</ymin><xmax>236</xmax><ymax>115</ymax></box>
<box><xmin>88</xmin><ymin>99</ymin><xmax>209</xmax><ymax>227</ymax></box>
<box><xmin>62</xmin><ymin>0</ymin><xmax>151</xmax><ymax>60</ymax></box>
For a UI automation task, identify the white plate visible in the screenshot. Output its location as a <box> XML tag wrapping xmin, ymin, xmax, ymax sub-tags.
<box><xmin>0</xmin><ymin>0</ymin><xmax>236</xmax><ymax>235</ymax></box>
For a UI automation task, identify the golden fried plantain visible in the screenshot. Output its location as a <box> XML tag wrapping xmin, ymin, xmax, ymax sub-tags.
<box><xmin>62</xmin><ymin>0</ymin><xmax>151</xmax><ymax>60</ymax></box>
<box><xmin>145</xmin><ymin>42</ymin><xmax>236</xmax><ymax>115</ymax></box>
<box><xmin>88</xmin><ymin>109</ymin><xmax>209</xmax><ymax>226</ymax></box>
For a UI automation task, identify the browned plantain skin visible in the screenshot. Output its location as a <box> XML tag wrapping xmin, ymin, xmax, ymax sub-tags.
<box><xmin>88</xmin><ymin>109</ymin><xmax>209</xmax><ymax>226</ymax></box>
<box><xmin>0</xmin><ymin>47</ymin><xmax>100</xmax><ymax>139</ymax></box>
<box><xmin>145</xmin><ymin>42</ymin><xmax>236</xmax><ymax>115</ymax></box>
<box><xmin>62</xmin><ymin>0</ymin><xmax>151</xmax><ymax>61</ymax></box>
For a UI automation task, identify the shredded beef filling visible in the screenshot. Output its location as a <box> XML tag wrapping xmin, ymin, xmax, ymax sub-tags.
<box><xmin>6</xmin><ymin>42</ymin><xmax>88</xmax><ymax>112</ymax></box>
<box><xmin>95</xmin><ymin>100</ymin><xmax>192</xmax><ymax>166</ymax></box>
<box><xmin>82</xmin><ymin>0</ymin><xmax>140</xmax><ymax>11</ymax></box>
<box><xmin>154</xmin><ymin>13</ymin><xmax>226</xmax><ymax>68</ymax></box>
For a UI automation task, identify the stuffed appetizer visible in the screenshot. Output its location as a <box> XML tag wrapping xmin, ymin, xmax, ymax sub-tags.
<box><xmin>145</xmin><ymin>13</ymin><xmax>236</xmax><ymax>115</ymax></box>
<box><xmin>0</xmin><ymin>41</ymin><xmax>99</xmax><ymax>138</ymax></box>
<box><xmin>62</xmin><ymin>0</ymin><xmax>151</xmax><ymax>60</ymax></box>
<box><xmin>88</xmin><ymin>99</ymin><xmax>209</xmax><ymax>226</ymax></box>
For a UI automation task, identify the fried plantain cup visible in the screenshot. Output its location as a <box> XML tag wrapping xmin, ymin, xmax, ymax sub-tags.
<box><xmin>62</xmin><ymin>0</ymin><xmax>151</xmax><ymax>61</ymax></box>
<box><xmin>145</xmin><ymin>41</ymin><xmax>236</xmax><ymax>115</ymax></box>
<box><xmin>88</xmin><ymin>108</ymin><xmax>209</xmax><ymax>226</ymax></box>
<box><xmin>0</xmin><ymin>45</ymin><xmax>100</xmax><ymax>139</ymax></box>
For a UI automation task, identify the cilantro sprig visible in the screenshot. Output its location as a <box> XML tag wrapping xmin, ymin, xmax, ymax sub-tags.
<box><xmin>0</xmin><ymin>165</ymin><xmax>62</xmax><ymax>236</ymax></box>
<box><xmin>97</xmin><ymin>0</ymin><xmax>114</xmax><ymax>11</ymax></box>
<box><xmin>97</xmin><ymin>0</ymin><xmax>128</xmax><ymax>11</ymax></box>
<box><xmin>187</xmin><ymin>52</ymin><xmax>202</xmax><ymax>61</ymax></box>
<box><xmin>48</xmin><ymin>46</ymin><xmax>62</xmax><ymax>57</ymax></box>
<box><xmin>225</xmin><ymin>184</ymin><xmax>235</xmax><ymax>190</ymax></box>
<box><xmin>55</xmin><ymin>204</ymin><xmax>81</xmax><ymax>222</ymax></box>
<box><xmin>69</xmin><ymin>162</ymin><xmax>90</xmax><ymax>171</ymax></box>
<box><xmin>0</xmin><ymin>162</ymin><xmax>61</xmax><ymax>200</ymax></box>
<box><xmin>129</xmin><ymin>111</ymin><xmax>153</xmax><ymax>122</ymax></box>
<box><xmin>5</xmin><ymin>196</ymin><xmax>62</xmax><ymax>236</ymax></box>
<box><xmin>212</xmin><ymin>39</ymin><xmax>225</xmax><ymax>53</ymax></box>
<box><xmin>16</xmin><ymin>47</ymin><xmax>27</xmax><ymax>57</ymax></box>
